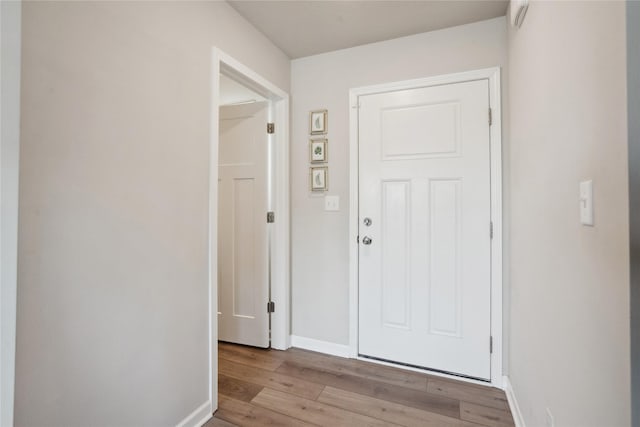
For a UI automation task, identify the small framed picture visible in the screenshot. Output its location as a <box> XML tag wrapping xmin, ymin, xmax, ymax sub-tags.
<box><xmin>310</xmin><ymin>110</ymin><xmax>328</xmax><ymax>135</ymax></box>
<box><xmin>310</xmin><ymin>166</ymin><xmax>328</xmax><ymax>191</ymax></box>
<box><xmin>309</xmin><ymin>139</ymin><xmax>328</xmax><ymax>163</ymax></box>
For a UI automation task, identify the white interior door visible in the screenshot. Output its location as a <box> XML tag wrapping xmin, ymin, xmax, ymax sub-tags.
<box><xmin>358</xmin><ymin>79</ymin><xmax>492</xmax><ymax>380</ymax></box>
<box><xmin>218</xmin><ymin>101</ymin><xmax>270</xmax><ymax>348</ymax></box>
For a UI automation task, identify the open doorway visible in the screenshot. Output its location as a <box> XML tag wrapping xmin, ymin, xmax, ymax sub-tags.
<box><xmin>209</xmin><ymin>49</ymin><xmax>290</xmax><ymax>413</ymax></box>
<box><xmin>217</xmin><ymin>76</ymin><xmax>270</xmax><ymax>348</ymax></box>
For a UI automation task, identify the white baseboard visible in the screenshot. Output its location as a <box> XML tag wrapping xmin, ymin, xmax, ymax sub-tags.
<box><xmin>175</xmin><ymin>400</ymin><xmax>212</xmax><ymax>427</ymax></box>
<box><xmin>503</xmin><ymin>376</ymin><xmax>526</xmax><ymax>427</ymax></box>
<box><xmin>290</xmin><ymin>335</ymin><xmax>351</xmax><ymax>358</ymax></box>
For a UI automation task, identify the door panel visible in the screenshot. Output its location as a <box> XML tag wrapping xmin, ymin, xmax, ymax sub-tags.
<box><xmin>381</xmin><ymin>102</ymin><xmax>461</xmax><ymax>159</ymax></box>
<box><xmin>218</xmin><ymin>101</ymin><xmax>269</xmax><ymax>348</ymax></box>
<box><xmin>358</xmin><ymin>80</ymin><xmax>491</xmax><ymax>380</ymax></box>
<box><xmin>232</xmin><ymin>177</ymin><xmax>257</xmax><ymax>318</ymax></box>
<box><xmin>381</xmin><ymin>180</ymin><xmax>411</xmax><ymax>329</ymax></box>
<box><xmin>429</xmin><ymin>179</ymin><xmax>462</xmax><ymax>337</ymax></box>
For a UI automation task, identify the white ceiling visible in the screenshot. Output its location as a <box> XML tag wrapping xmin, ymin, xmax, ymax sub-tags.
<box><xmin>228</xmin><ymin>0</ymin><xmax>509</xmax><ymax>59</ymax></box>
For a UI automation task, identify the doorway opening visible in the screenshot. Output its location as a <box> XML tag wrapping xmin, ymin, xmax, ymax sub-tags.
<box><xmin>217</xmin><ymin>75</ymin><xmax>270</xmax><ymax>348</ymax></box>
<box><xmin>209</xmin><ymin>48</ymin><xmax>290</xmax><ymax>412</ymax></box>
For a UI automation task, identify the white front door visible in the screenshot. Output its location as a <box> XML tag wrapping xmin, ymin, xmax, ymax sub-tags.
<box><xmin>218</xmin><ymin>101</ymin><xmax>270</xmax><ymax>348</ymax></box>
<box><xmin>358</xmin><ymin>79</ymin><xmax>492</xmax><ymax>380</ymax></box>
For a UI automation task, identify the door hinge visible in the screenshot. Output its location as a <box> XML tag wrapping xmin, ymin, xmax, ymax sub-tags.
<box><xmin>356</xmin><ymin>235</ymin><xmax>360</xmax><ymax>244</ymax></box>
<box><xmin>267</xmin><ymin>123</ymin><xmax>275</xmax><ymax>134</ymax></box>
<box><xmin>490</xmin><ymin>222</ymin><xmax>494</xmax><ymax>239</ymax></box>
<box><xmin>490</xmin><ymin>336</ymin><xmax>493</xmax><ymax>353</ymax></box>
<box><xmin>267</xmin><ymin>301</ymin><xmax>275</xmax><ymax>313</ymax></box>
<box><xmin>267</xmin><ymin>211</ymin><xmax>275</xmax><ymax>223</ymax></box>
<box><xmin>488</xmin><ymin>108</ymin><xmax>493</xmax><ymax>126</ymax></box>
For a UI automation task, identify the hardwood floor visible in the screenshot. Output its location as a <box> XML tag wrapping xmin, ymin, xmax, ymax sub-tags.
<box><xmin>205</xmin><ymin>342</ymin><xmax>515</xmax><ymax>427</ymax></box>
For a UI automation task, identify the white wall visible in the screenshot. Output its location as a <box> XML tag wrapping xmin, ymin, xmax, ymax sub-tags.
<box><xmin>290</xmin><ymin>17</ymin><xmax>508</xmax><ymax>347</ymax></box>
<box><xmin>0</xmin><ymin>1</ymin><xmax>21</xmax><ymax>425</ymax></box>
<box><xmin>508</xmin><ymin>2</ymin><xmax>630</xmax><ymax>426</ymax></box>
<box><xmin>15</xmin><ymin>2</ymin><xmax>289</xmax><ymax>426</ymax></box>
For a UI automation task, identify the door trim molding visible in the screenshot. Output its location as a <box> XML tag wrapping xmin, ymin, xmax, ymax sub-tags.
<box><xmin>1</xmin><ymin>1</ymin><xmax>22</xmax><ymax>425</ymax></box>
<box><xmin>348</xmin><ymin>67</ymin><xmax>503</xmax><ymax>386</ymax></box>
<box><xmin>209</xmin><ymin>48</ymin><xmax>291</xmax><ymax>411</ymax></box>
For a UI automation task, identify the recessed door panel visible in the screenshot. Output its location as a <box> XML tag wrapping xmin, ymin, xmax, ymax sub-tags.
<box><xmin>381</xmin><ymin>181</ymin><xmax>411</xmax><ymax>330</ymax></box>
<box><xmin>232</xmin><ymin>177</ymin><xmax>257</xmax><ymax>318</ymax></box>
<box><xmin>429</xmin><ymin>179</ymin><xmax>462</xmax><ymax>338</ymax></box>
<box><xmin>381</xmin><ymin>102</ymin><xmax>460</xmax><ymax>160</ymax></box>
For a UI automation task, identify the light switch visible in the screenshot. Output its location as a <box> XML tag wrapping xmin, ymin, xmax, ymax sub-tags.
<box><xmin>580</xmin><ymin>180</ymin><xmax>593</xmax><ymax>226</ymax></box>
<box><xmin>325</xmin><ymin>195</ymin><xmax>339</xmax><ymax>211</ymax></box>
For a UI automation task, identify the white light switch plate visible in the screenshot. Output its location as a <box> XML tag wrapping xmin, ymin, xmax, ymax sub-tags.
<box><xmin>580</xmin><ymin>180</ymin><xmax>593</xmax><ymax>226</ymax></box>
<box><xmin>325</xmin><ymin>195</ymin><xmax>339</xmax><ymax>211</ymax></box>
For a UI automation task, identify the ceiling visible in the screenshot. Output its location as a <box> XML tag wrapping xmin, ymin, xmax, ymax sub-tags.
<box><xmin>227</xmin><ymin>0</ymin><xmax>509</xmax><ymax>59</ymax></box>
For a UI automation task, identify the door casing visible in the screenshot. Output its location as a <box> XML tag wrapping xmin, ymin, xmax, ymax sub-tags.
<box><xmin>209</xmin><ymin>48</ymin><xmax>290</xmax><ymax>412</ymax></box>
<box><xmin>348</xmin><ymin>67</ymin><xmax>503</xmax><ymax>387</ymax></box>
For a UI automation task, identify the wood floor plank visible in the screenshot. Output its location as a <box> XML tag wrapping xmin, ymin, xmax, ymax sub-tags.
<box><xmin>219</xmin><ymin>344</ymin><xmax>284</xmax><ymax>371</ymax></box>
<box><xmin>317</xmin><ymin>386</ymin><xmax>481</xmax><ymax>427</ymax></box>
<box><xmin>427</xmin><ymin>379</ymin><xmax>509</xmax><ymax>410</ymax></box>
<box><xmin>285</xmin><ymin>348</ymin><xmax>429</xmax><ymax>391</ymax></box>
<box><xmin>224</xmin><ymin>343</ymin><xmax>429</xmax><ymax>389</ymax></box>
<box><xmin>203</xmin><ymin>415</ymin><xmax>238</xmax><ymax>427</ymax></box>
<box><xmin>219</xmin><ymin>342</ymin><xmax>286</xmax><ymax>358</ymax></box>
<box><xmin>219</xmin><ymin>343</ymin><xmax>427</xmax><ymax>392</ymax></box>
<box><xmin>215</xmin><ymin>343</ymin><xmax>515</xmax><ymax>427</ymax></box>
<box><xmin>460</xmin><ymin>402</ymin><xmax>515</xmax><ymax>427</ymax></box>
<box><xmin>275</xmin><ymin>360</ymin><xmax>460</xmax><ymax>419</ymax></box>
<box><xmin>218</xmin><ymin>374</ymin><xmax>263</xmax><ymax>402</ymax></box>
<box><xmin>216</xmin><ymin>396</ymin><xmax>314</xmax><ymax>427</ymax></box>
<box><xmin>252</xmin><ymin>387</ymin><xmax>400</xmax><ymax>427</ymax></box>
<box><xmin>219</xmin><ymin>358</ymin><xmax>324</xmax><ymax>400</ymax></box>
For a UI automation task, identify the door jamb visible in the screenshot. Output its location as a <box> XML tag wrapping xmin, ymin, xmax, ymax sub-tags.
<box><xmin>1</xmin><ymin>1</ymin><xmax>22</xmax><ymax>424</ymax></box>
<box><xmin>209</xmin><ymin>48</ymin><xmax>291</xmax><ymax>411</ymax></box>
<box><xmin>348</xmin><ymin>67</ymin><xmax>503</xmax><ymax>387</ymax></box>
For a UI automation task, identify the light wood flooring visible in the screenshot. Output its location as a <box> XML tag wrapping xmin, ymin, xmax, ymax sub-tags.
<box><xmin>205</xmin><ymin>342</ymin><xmax>515</xmax><ymax>427</ymax></box>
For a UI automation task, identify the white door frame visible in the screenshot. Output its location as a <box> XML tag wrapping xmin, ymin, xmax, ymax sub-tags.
<box><xmin>209</xmin><ymin>48</ymin><xmax>290</xmax><ymax>411</ymax></box>
<box><xmin>1</xmin><ymin>1</ymin><xmax>22</xmax><ymax>425</ymax></box>
<box><xmin>348</xmin><ymin>67</ymin><xmax>503</xmax><ymax>387</ymax></box>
